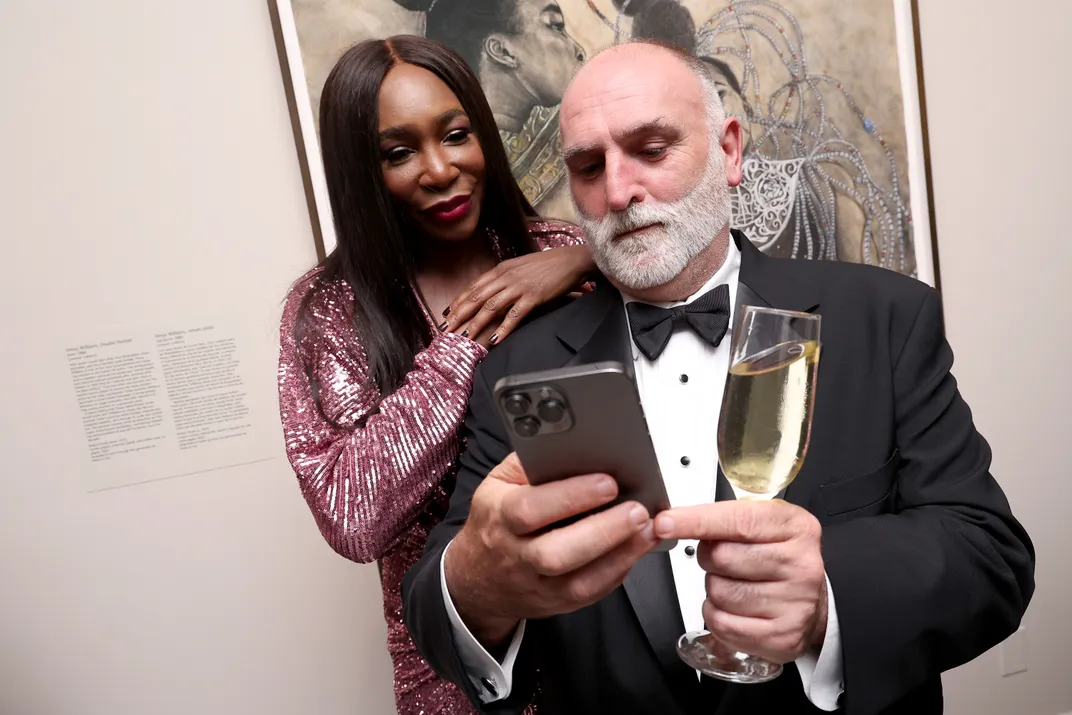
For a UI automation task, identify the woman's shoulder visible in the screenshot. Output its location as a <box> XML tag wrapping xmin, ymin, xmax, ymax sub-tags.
<box><xmin>284</xmin><ymin>266</ymin><xmax>351</xmax><ymax>304</ymax></box>
<box><xmin>525</xmin><ymin>217</ymin><xmax>587</xmax><ymax>248</ymax></box>
<box><xmin>281</xmin><ymin>266</ymin><xmax>354</xmax><ymax>331</ymax></box>
<box><xmin>285</xmin><ymin>265</ymin><xmax>323</xmax><ymax>298</ymax></box>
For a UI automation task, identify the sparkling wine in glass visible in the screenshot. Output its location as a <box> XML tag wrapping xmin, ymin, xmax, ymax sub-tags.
<box><xmin>676</xmin><ymin>305</ymin><xmax>821</xmax><ymax>683</ymax></box>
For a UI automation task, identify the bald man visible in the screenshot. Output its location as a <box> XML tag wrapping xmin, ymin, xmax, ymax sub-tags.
<box><xmin>402</xmin><ymin>42</ymin><xmax>1033</xmax><ymax>715</ymax></box>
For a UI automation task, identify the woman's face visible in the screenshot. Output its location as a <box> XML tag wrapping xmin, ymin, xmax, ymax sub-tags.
<box><xmin>377</xmin><ymin>63</ymin><xmax>486</xmax><ymax>243</ymax></box>
<box><xmin>507</xmin><ymin>1</ymin><xmax>585</xmax><ymax>106</ymax></box>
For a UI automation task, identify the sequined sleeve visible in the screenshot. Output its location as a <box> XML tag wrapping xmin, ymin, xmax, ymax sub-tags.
<box><xmin>528</xmin><ymin>219</ymin><xmax>587</xmax><ymax>250</ymax></box>
<box><xmin>277</xmin><ymin>271</ymin><xmax>487</xmax><ymax>564</ymax></box>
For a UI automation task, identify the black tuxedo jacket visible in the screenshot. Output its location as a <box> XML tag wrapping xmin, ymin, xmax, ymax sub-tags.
<box><xmin>403</xmin><ymin>232</ymin><xmax>1034</xmax><ymax>714</ymax></box>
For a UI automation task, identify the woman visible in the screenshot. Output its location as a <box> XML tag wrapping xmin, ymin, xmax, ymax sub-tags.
<box><xmin>276</xmin><ymin>35</ymin><xmax>591</xmax><ymax>714</ymax></box>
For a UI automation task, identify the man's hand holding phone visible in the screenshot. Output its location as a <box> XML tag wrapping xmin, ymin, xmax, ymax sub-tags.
<box><xmin>444</xmin><ymin>453</ymin><xmax>659</xmax><ymax>650</ymax></box>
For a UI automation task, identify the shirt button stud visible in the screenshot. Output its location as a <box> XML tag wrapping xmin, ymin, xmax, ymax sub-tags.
<box><xmin>684</xmin><ymin>545</ymin><xmax>696</xmax><ymax>557</ymax></box>
<box><xmin>680</xmin><ymin>456</ymin><xmax>690</xmax><ymax>466</ymax></box>
<box><xmin>679</xmin><ymin>374</ymin><xmax>689</xmax><ymax>384</ymax></box>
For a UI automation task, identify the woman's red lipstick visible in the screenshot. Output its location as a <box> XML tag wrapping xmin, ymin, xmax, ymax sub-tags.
<box><xmin>425</xmin><ymin>194</ymin><xmax>472</xmax><ymax>223</ymax></box>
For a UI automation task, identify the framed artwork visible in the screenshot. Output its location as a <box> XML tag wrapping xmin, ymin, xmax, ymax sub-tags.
<box><xmin>269</xmin><ymin>0</ymin><xmax>940</xmax><ymax>289</ymax></box>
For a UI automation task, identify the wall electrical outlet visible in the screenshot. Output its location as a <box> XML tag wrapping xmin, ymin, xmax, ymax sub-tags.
<box><xmin>999</xmin><ymin>625</ymin><xmax>1028</xmax><ymax>677</ymax></box>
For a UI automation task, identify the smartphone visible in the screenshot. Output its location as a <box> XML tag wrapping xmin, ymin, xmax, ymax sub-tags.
<box><xmin>492</xmin><ymin>361</ymin><xmax>676</xmax><ymax>551</ymax></box>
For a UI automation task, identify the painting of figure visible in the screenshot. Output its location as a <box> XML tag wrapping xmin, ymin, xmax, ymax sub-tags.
<box><xmin>272</xmin><ymin>0</ymin><xmax>938</xmax><ymax>285</ymax></box>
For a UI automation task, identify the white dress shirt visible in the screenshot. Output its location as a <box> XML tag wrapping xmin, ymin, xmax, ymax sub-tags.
<box><xmin>441</xmin><ymin>240</ymin><xmax>844</xmax><ymax>709</ymax></box>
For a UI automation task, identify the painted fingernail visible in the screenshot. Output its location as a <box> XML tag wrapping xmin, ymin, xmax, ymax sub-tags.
<box><xmin>488</xmin><ymin>333</ymin><xmax>499</xmax><ymax>345</ymax></box>
<box><xmin>438</xmin><ymin>322</ymin><xmax>448</xmax><ymax>331</ymax></box>
<box><xmin>442</xmin><ymin>306</ymin><xmax>451</xmax><ymax>317</ymax></box>
<box><xmin>461</xmin><ymin>329</ymin><xmax>469</xmax><ymax>338</ymax></box>
<box><xmin>630</xmin><ymin>505</ymin><xmax>650</xmax><ymax>526</ymax></box>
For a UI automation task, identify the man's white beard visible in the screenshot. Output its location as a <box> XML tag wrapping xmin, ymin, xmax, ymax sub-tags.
<box><xmin>575</xmin><ymin>142</ymin><xmax>733</xmax><ymax>292</ymax></box>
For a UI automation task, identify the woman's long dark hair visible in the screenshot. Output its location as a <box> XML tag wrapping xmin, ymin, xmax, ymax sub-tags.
<box><xmin>297</xmin><ymin>35</ymin><xmax>537</xmax><ymax>407</ymax></box>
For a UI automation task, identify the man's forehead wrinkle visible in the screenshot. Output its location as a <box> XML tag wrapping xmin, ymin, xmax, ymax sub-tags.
<box><xmin>563</xmin><ymin>82</ymin><xmax>669</xmax><ymax>133</ymax></box>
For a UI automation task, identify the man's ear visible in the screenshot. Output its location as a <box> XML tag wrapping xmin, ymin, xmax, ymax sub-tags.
<box><xmin>721</xmin><ymin>116</ymin><xmax>744</xmax><ymax>188</ymax></box>
<box><xmin>484</xmin><ymin>34</ymin><xmax>520</xmax><ymax>69</ymax></box>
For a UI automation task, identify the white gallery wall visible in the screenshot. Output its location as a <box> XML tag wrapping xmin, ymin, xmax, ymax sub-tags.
<box><xmin>917</xmin><ymin>2</ymin><xmax>1072</xmax><ymax>714</ymax></box>
<box><xmin>0</xmin><ymin>2</ymin><xmax>395</xmax><ymax>714</ymax></box>
<box><xmin>0</xmin><ymin>1</ymin><xmax>1068</xmax><ymax>714</ymax></box>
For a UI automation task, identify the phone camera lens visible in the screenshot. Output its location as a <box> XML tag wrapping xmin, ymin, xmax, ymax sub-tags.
<box><xmin>537</xmin><ymin>399</ymin><xmax>566</xmax><ymax>423</ymax></box>
<box><xmin>503</xmin><ymin>392</ymin><xmax>531</xmax><ymax>416</ymax></box>
<box><xmin>513</xmin><ymin>416</ymin><xmax>540</xmax><ymax>438</ymax></box>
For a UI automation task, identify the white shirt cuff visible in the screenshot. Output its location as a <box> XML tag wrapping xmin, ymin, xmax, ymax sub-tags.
<box><xmin>795</xmin><ymin>572</ymin><xmax>844</xmax><ymax>711</ymax></box>
<box><xmin>440</xmin><ymin>539</ymin><xmax>526</xmax><ymax>703</ymax></box>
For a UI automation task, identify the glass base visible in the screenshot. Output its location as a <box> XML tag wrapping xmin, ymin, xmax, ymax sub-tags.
<box><xmin>676</xmin><ymin>631</ymin><xmax>783</xmax><ymax>683</ymax></box>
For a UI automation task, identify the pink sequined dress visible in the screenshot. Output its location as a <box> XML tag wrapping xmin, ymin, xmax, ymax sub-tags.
<box><xmin>277</xmin><ymin>221</ymin><xmax>585</xmax><ymax>714</ymax></box>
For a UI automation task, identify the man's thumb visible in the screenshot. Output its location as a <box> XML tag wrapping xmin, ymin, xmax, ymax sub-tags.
<box><xmin>490</xmin><ymin>452</ymin><xmax>530</xmax><ymax>486</ymax></box>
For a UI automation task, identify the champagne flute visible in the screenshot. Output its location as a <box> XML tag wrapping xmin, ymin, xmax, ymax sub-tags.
<box><xmin>675</xmin><ymin>305</ymin><xmax>821</xmax><ymax>683</ymax></box>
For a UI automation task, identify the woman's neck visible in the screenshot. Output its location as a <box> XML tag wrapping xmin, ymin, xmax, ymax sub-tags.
<box><xmin>417</xmin><ymin>230</ymin><xmax>496</xmax><ymax>277</ymax></box>
<box><xmin>414</xmin><ymin>231</ymin><xmax>498</xmax><ymax>313</ymax></box>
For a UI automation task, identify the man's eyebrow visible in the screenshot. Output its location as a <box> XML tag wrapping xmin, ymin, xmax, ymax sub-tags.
<box><xmin>563</xmin><ymin>116</ymin><xmax>682</xmax><ymax>163</ymax></box>
<box><xmin>563</xmin><ymin>141</ymin><xmax>598</xmax><ymax>164</ymax></box>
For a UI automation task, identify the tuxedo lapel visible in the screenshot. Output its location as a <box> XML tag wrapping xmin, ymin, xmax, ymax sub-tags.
<box><xmin>557</xmin><ymin>279</ymin><xmax>633</xmax><ymax>369</ymax></box>
<box><xmin>733</xmin><ymin>229</ymin><xmax>820</xmax><ymax>316</ymax></box>
<box><xmin>622</xmin><ymin>553</ymin><xmax>701</xmax><ymax>690</ymax></box>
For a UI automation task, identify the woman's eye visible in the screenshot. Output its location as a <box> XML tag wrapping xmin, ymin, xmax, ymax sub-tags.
<box><xmin>445</xmin><ymin>128</ymin><xmax>471</xmax><ymax>143</ymax></box>
<box><xmin>383</xmin><ymin>147</ymin><xmax>412</xmax><ymax>165</ymax></box>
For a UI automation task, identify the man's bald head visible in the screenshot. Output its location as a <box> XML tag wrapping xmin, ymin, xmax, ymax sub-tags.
<box><xmin>561</xmin><ymin>40</ymin><xmax>722</xmax><ymax>134</ymax></box>
<box><xmin>557</xmin><ymin>39</ymin><xmax>743</xmax><ymax>301</ymax></box>
<box><xmin>568</xmin><ymin>40</ymin><xmax>711</xmax><ymax>91</ymax></box>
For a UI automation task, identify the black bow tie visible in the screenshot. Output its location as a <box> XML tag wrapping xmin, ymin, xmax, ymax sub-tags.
<box><xmin>625</xmin><ymin>283</ymin><xmax>731</xmax><ymax>361</ymax></box>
